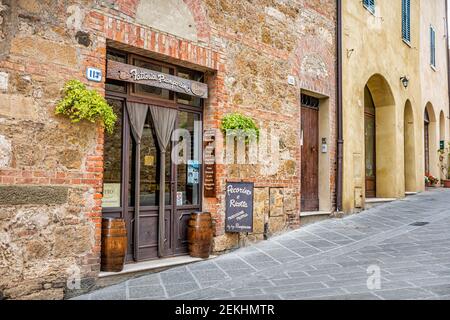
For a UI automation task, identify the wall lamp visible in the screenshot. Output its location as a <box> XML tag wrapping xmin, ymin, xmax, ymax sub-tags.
<box><xmin>400</xmin><ymin>76</ymin><xmax>410</xmax><ymax>88</ymax></box>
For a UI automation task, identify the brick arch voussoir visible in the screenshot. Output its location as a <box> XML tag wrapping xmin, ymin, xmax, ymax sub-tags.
<box><xmin>182</xmin><ymin>0</ymin><xmax>211</xmax><ymax>43</ymax></box>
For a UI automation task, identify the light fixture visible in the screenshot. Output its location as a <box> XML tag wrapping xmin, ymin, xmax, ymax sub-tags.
<box><xmin>400</xmin><ymin>76</ymin><xmax>409</xmax><ymax>88</ymax></box>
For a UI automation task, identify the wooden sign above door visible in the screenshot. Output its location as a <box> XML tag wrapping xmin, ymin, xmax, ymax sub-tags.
<box><xmin>106</xmin><ymin>60</ymin><xmax>208</xmax><ymax>99</ymax></box>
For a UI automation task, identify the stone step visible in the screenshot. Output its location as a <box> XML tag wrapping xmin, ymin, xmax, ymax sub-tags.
<box><xmin>300</xmin><ymin>211</ymin><xmax>332</xmax><ymax>226</ymax></box>
<box><xmin>95</xmin><ymin>255</ymin><xmax>216</xmax><ymax>290</ymax></box>
<box><xmin>405</xmin><ymin>192</ymin><xmax>418</xmax><ymax>197</ymax></box>
<box><xmin>365</xmin><ymin>198</ymin><xmax>397</xmax><ymax>210</ymax></box>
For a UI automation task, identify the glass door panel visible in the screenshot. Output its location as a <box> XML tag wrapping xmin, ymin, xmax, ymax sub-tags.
<box><xmin>365</xmin><ymin>115</ymin><xmax>376</xmax><ymax>179</ymax></box>
<box><xmin>176</xmin><ymin>111</ymin><xmax>201</xmax><ymax>207</ymax></box>
<box><xmin>102</xmin><ymin>99</ymin><xmax>123</xmax><ymax>209</ymax></box>
<box><xmin>128</xmin><ymin>113</ymin><xmax>172</xmax><ymax>207</ymax></box>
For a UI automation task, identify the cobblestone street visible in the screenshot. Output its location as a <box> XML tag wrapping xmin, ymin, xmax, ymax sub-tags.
<box><xmin>75</xmin><ymin>189</ymin><xmax>450</xmax><ymax>300</ymax></box>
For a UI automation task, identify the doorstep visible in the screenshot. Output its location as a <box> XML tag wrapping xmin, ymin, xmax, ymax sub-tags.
<box><xmin>96</xmin><ymin>255</ymin><xmax>217</xmax><ymax>289</ymax></box>
<box><xmin>365</xmin><ymin>198</ymin><xmax>397</xmax><ymax>203</ymax></box>
<box><xmin>300</xmin><ymin>211</ymin><xmax>332</xmax><ymax>217</ymax></box>
<box><xmin>99</xmin><ymin>255</ymin><xmax>217</xmax><ymax>279</ymax></box>
<box><xmin>300</xmin><ymin>211</ymin><xmax>332</xmax><ymax>226</ymax></box>
<box><xmin>405</xmin><ymin>192</ymin><xmax>418</xmax><ymax>196</ymax></box>
<box><xmin>365</xmin><ymin>198</ymin><xmax>396</xmax><ymax>209</ymax></box>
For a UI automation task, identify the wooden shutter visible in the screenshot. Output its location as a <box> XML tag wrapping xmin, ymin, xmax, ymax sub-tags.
<box><xmin>402</xmin><ymin>0</ymin><xmax>411</xmax><ymax>43</ymax></box>
<box><xmin>431</xmin><ymin>26</ymin><xmax>436</xmax><ymax>67</ymax></box>
<box><xmin>363</xmin><ymin>0</ymin><xmax>375</xmax><ymax>14</ymax></box>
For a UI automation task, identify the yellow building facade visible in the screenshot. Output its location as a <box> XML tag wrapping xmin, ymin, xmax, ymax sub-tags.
<box><xmin>342</xmin><ymin>0</ymin><xmax>449</xmax><ymax>213</ymax></box>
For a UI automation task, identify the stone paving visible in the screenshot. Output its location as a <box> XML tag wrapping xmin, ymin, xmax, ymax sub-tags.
<box><xmin>74</xmin><ymin>189</ymin><xmax>450</xmax><ymax>300</ymax></box>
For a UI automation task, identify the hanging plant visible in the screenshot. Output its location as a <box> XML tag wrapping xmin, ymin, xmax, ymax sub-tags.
<box><xmin>220</xmin><ymin>112</ymin><xmax>260</xmax><ymax>141</ymax></box>
<box><xmin>55</xmin><ymin>80</ymin><xmax>117</xmax><ymax>134</ymax></box>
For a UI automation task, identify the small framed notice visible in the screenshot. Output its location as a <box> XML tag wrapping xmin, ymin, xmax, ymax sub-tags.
<box><xmin>102</xmin><ymin>183</ymin><xmax>121</xmax><ymax>208</ymax></box>
<box><xmin>177</xmin><ymin>192</ymin><xmax>184</xmax><ymax>206</ymax></box>
<box><xmin>225</xmin><ymin>182</ymin><xmax>254</xmax><ymax>233</ymax></box>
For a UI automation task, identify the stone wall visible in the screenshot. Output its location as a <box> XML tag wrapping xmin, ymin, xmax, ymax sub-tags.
<box><xmin>419</xmin><ymin>0</ymin><xmax>449</xmax><ymax>181</ymax></box>
<box><xmin>341</xmin><ymin>0</ymin><xmax>446</xmax><ymax>212</ymax></box>
<box><xmin>0</xmin><ymin>0</ymin><xmax>337</xmax><ymax>299</ymax></box>
<box><xmin>203</xmin><ymin>0</ymin><xmax>337</xmax><ymax>250</ymax></box>
<box><xmin>0</xmin><ymin>0</ymin><xmax>104</xmax><ymax>299</ymax></box>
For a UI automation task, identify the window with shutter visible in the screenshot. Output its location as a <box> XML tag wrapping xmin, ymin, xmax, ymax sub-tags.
<box><xmin>363</xmin><ymin>0</ymin><xmax>376</xmax><ymax>14</ymax></box>
<box><xmin>402</xmin><ymin>0</ymin><xmax>411</xmax><ymax>43</ymax></box>
<box><xmin>430</xmin><ymin>26</ymin><xmax>436</xmax><ymax>68</ymax></box>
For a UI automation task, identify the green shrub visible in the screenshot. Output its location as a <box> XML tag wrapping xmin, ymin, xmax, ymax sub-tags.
<box><xmin>55</xmin><ymin>80</ymin><xmax>117</xmax><ymax>134</ymax></box>
<box><xmin>220</xmin><ymin>112</ymin><xmax>260</xmax><ymax>141</ymax></box>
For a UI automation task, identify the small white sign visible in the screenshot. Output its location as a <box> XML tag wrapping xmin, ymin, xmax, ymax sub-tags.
<box><xmin>177</xmin><ymin>192</ymin><xmax>184</xmax><ymax>206</ymax></box>
<box><xmin>287</xmin><ymin>75</ymin><xmax>296</xmax><ymax>86</ymax></box>
<box><xmin>102</xmin><ymin>183</ymin><xmax>121</xmax><ymax>208</ymax></box>
<box><xmin>86</xmin><ymin>67</ymin><xmax>102</xmax><ymax>82</ymax></box>
<box><xmin>0</xmin><ymin>72</ymin><xmax>9</xmax><ymax>91</ymax></box>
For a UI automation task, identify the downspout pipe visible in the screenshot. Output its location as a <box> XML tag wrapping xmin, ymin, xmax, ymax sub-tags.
<box><xmin>336</xmin><ymin>0</ymin><xmax>344</xmax><ymax>213</ymax></box>
<box><xmin>445</xmin><ymin>0</ymin><xmax>450</xmax><ymax>122</ymax></box>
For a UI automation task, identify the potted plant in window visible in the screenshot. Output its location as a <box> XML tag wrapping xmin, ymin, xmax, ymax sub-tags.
<box><xmin>438</xmin><ymin>143</ymin><xmax>450</xmax><ymax>188</ymax></box>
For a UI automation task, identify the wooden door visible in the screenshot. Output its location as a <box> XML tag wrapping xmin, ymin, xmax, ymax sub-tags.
<box><xmin>132</xmin><ymin>112</ymin><xmax>169</xmax><ymax>261</ymax></box>
<box><xmin>301</xmin><ymin>106</ymin><xmax>319</xmax><ymax>212</ymax></box>
<box><xmin>169</xmin><ymin>110</ymin><xmax>202</xmax><ymax>256</ymax></box>
<box><xmin>105</xmin><ymin>106</ymin><xmax>199</xmax><ymax>262</ymax></box>
<box><xmin>365</xmin><ymin>112</ymin><xmax>376</xmax><ymax>198</ymax></box>
<box><xmin>424</xmin><ymin>121</ymin><xmax>430</xmax><ymax>175</ymax></box>
<box><xmin>132</xmin><ymin>109</ymin><xmax>202</xmax><ymax>260</ymax></box>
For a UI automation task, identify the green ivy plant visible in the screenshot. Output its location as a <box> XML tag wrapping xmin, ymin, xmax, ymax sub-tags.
<box><xmin>220</xmin><ymin>112</ymin><xmax>260</xmax><ymax>141</ymax></box>
<box><xmin>55</xmin><ymin>80</ymin><xmax>117</xmax><ymax>134</ymax></box>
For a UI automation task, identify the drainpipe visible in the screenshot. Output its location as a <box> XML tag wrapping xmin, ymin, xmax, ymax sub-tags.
<box><xmin>445</xmin><ymin>0</ymin><xmax>450</xmax><ymax>123</ymax></box>
<box><xmin>336</xmin><ymin>0</ymin><xmax>344</xmax><ymax>213</ymax></box>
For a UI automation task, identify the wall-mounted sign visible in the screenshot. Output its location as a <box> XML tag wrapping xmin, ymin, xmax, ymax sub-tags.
<box><xmin>102</xmin><ymin>183</ymin><xmax>121</xmax><ymax>208</ymax></box>
<box><xmin>204</xmin><ymin>130</ymin><xmax>216</xmax><ymax>198</ymax></box>
<box><xmin>225</xmin><ymin>182</ymin><xmax>254</xmax><ymax>233</ymax></box>
<box><xmin>440</xmin><ymin>140</ymin><xmax>445</xmax><ymax>151</ymax></box>
<box><xmin>107</xmin><ymin>60</ymin><xmax>208</xmax><ymax>99</ymax></box>
<box><xmin>287</xmin><ymin>75</ymin><xmax>296</xmax><ymax>86</ymax></box>
<box><xmin>86</xmin><ymin>67</ymin><xmax>102</xmax><ymax>82</ymax></box>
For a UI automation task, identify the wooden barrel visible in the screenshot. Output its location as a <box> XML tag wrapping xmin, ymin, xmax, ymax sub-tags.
<box><xmin>101</xmin><ymin>218</ymin><xmax>127</xmax><ymax>272</ymax></box>
<box><xmin>187</xmin><ymin>212</ymin><xmax>213</xmax><ymax>259</ymax></box>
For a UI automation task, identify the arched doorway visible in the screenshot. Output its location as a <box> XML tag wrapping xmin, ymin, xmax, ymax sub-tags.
<box><xmin>404</xmin><ymin>101</ymin><xmax>416</xmax><ymax>192</ymax></box>
<box><xmin>440</xmin><ymin>111</ymin><xmax>446</xmax><ymax>146</ymax></box>
<box><xmin>424</xmin><ymin>103</ymin><xmax>437</xmax><ymax>177</ymax></box>
<box><xmin>364</xmin><ymin>74</ymin><xmax>396</xmax><ymax>199</ymax></box>
<box><xmin>439</xmin><ymin>111</ymin><xmax>446</xmax><ymax>180</ymax></box>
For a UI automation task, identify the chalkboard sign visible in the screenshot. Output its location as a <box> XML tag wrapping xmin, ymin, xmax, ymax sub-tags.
<box><xmin>225</xmin><ymin>182</ymin><xmax>254</xmax><ymax>233</ymax></box>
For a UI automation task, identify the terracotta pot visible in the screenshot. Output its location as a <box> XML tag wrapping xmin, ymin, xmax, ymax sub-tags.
<box><xmin>443</xmin><ymin>180</ymin><xmax>450</xmax><ymax>188</ymax></box>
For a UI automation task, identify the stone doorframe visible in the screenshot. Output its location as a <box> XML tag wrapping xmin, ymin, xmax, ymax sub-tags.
<box><xmin>300</xmin><ymin>89</ymin><xmax>332</xmax><ymax>213</ymax></box>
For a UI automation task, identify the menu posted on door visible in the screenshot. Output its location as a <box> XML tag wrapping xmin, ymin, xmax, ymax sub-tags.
<box><xmin>225</xmin><ymin>182</ymin><xmax>254</xmax><ymax>233</ymax></box>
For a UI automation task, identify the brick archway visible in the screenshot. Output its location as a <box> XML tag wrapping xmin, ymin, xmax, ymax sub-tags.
<box><xmin>182</xmin><ymin>0</ymin><xmax>211</xmax><ymax>43</ymax></box>
<box><xmin>110</xmin><ymin>0</ymin><xmax>211</xmax><ymax>43</ymax></box>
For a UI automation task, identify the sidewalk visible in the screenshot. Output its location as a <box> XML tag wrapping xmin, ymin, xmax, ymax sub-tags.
<box><xmin>74</xmin><ymin>189</ymin><xmax>450</xmax><ymax>300</ymax></box>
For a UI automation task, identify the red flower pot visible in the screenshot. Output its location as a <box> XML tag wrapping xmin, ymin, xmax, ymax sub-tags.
<box><xmin>443</xmin><ymin>180</ymin><xmax>450</xmax><ymax>188</ymax></box>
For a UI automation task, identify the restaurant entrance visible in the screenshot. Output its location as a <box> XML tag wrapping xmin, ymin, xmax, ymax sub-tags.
<box><xmin>102</xmin><ymin>50</ymin><xmax>204</xmax><ymax>262</ymax></box>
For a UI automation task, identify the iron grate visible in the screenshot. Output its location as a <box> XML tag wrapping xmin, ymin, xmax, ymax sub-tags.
<box><xmin>410</xmin><ymin>222</ymin><xmax>430</xmax><ymax>227</ymax></box>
